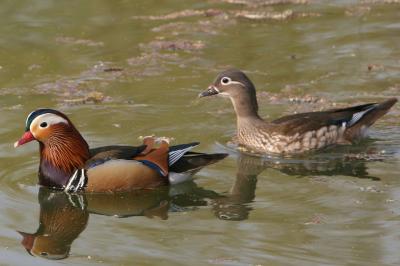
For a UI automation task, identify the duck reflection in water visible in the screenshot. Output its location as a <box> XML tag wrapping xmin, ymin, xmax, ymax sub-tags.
<box><xmin>212</xmin><ymin>147</ymin><xmax>379</xmax><ymax>221</ymax></box>
<box><xmin>211</xmin><ymin>154</ymin><xmax>262</xmax><ymax>221</ymax></box>
<box><xmin>18</xmin><ymin>150</ymin><xmax>377</xmax><ymax>259</ymax></box>
<box><xmin>18</xmin><ymin>188</ymin><xmax>89</xmax><ymax>260</ymax></box>
<box><xmin>17</xmin><ymin>183</ymin><xmax>221</xmax><ymax>260</ymax></box>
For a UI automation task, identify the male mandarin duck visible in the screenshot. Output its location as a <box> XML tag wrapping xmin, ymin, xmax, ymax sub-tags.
<box><xmin>199</xmin><ymin>69</ymin><xmax>397</xmax><ymax>154</ymax></box>
<box><xmin>18</xmin><ymin>189</ymin><xmax>89</xmax><ymax>259</ymax></box>
<box><xmin>14</xmin><ymin>108</ymin><xmax>227</xmax><ymax>193</ymax></box>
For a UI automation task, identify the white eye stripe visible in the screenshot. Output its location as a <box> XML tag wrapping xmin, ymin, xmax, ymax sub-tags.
<box><xmin>220</xmin><ymin>77</ymin><xmax>245</xmax><ymax>87</ymax></box>
<box><xmin>30</xmin><ymin>113</ymin><xmax>68</xmax><ymax>133</ymax></box>
<box><xmin>229</xmin><ymin>80</ymin><xmax>245</xmax><ymax>86</ymax></box>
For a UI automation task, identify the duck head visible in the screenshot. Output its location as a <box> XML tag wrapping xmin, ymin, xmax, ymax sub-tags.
<box><xmin>14</xmin><ymin>109</ymin><xmax>90</xmax><ymax>187</ymax></box>
<box><xmin>199</xmin><ymin>69</ymin><xmax>260</xmax><ymax>119</ymax></box>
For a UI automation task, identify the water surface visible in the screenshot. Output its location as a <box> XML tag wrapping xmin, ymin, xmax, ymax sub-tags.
<box><xmin>1</xmin><ymin>1</ymin><xmax>400</xmax><ymax>265</ymax></box>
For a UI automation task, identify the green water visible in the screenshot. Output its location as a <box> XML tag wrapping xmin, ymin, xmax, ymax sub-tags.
<box><xmin>1</xmin><ymin>0</ymin><xmax>400</xmax><ymax>265</ymax></box>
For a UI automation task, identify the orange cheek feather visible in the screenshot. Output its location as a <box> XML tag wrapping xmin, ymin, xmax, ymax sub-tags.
<box><xmin>31</xmin><ymin>125</ymin><xmax>52</xmax><ymax>142</ymax></box>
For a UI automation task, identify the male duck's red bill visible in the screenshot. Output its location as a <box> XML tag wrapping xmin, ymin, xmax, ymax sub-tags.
<box><xmin>15</xmin><ymin>108</ymin><xmax>227</xmax><ymax>193</ymax></box>
<box><xmin>14</xmin><ymin>131</ymin><xmax>35</xmax><ymax>147</ymax></box>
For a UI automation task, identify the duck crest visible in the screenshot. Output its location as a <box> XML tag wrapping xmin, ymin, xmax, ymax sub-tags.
<box><xmin>39</xmin><ymin>124</ymin><xmax>90</xmax><ymax>188</ymax></box>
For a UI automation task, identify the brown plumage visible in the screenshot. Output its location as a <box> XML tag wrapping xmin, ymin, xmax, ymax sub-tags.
<box><xmin>200</xmin><ymin>69</ymin><xmax>397</xmax><ymax>154</ymax></box>
<box><xmin>134</xmin><ymin>139</ymin><xmax>170</xmax><ymax>176</ymax></box>
<box><xmin>41</xmin><ymin>123</ymin><xmax>90</xmax><ymax>176</ymax></box>
<box><xmin>18</xmin><ymin>188</ymin><xmax>88</xmax><ymax>259</ymax></box>
<box><xmin>14</xmin><ymin>109</ymin><xmax>228</xmax><ymax>192</ymax></box>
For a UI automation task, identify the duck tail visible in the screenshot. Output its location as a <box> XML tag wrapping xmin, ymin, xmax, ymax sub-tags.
<box><xmin>168</xmin><ymin>149</ymin><xmax>228</xmax><ymax>185</ymax></box>
<box><xmin>345</xmin><ymin>97</ymin><xmax>397</xmax><ymax>139</ymax></box>
<box><xmin>169</xmin><ymin>151</ymin><xmax>227</xmax><ymax>173</ymax></box>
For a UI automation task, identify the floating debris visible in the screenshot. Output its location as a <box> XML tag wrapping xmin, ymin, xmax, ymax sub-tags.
<box><xmin>304</xmin><ymin>214</ymin><xmax>326</xmax><ymax>225</ymax></box>
<box><xmin>257</xmin><ymin>91</ymin><xmax>326</xmax><ymax>105</ymax></box>
<box><xmin>103</xmin><ymin>67</ymin><xmax>124</xmax><ymax>72</ymax></box>
<box><xmin>235</xmin><ymin>10</ymin><xmax>293</xmax><ymax>20</ymax></box>
<box><xmin>359</xmin><ymin>186</ymin><xmax>382</xmax><ymax>193</ymax></box>
<box><xmin>127</xmin><ymin>52</ymin><xmax>180</xmax><ymax>66</ymax></box>
<box><xmin>361</xmin><ymin>0</ymin><xmax>400</xmax><ymax>3</ymax></box>
<box><xmin>153</xmin><ymin>20</ymin><xmax>221</xmax><ymax>35</ymax></box>
<box><xmin>28</xmin><ymin>64</ymin><xmax>41</xmax><ymax>71</ymax></box>
<box><xmin>214</xmin><ymin>0</ymin><xmax>309</xmax><ymax>7</ymax></box>
<box><xmin>0</xmin><ymin>87</ymin><xmax>30</xmax><ymax>96</ymax></box>
<box><xmin>289</xmin><ymin>95</ymin><xmax>324</xmax><ymax>104</ymax></box>
<box><xmin>367</xmin><ymin>64</ymin><xmax>384</xmax><ymax>72</ymax></box>
<box><xmin>33</xmin><ymin>62</ymin><xmax>121</xmax><ymax>104</ymax></box>
<box><xmin>345</xmin><ymin>5</ymin><xmax>371</xmax><ymax>16</ymax></box>
<box><xmin>139</xmin><ymin>40</ymin><xmax>205</xmax><ymax>52</ymax></box>
<box><xmin>233</xmin><ymin>9</ymin><xmax>320</xmax><ymax>20</ymax></box>
<box><xmin>132</xmin><ymin>9</ymin><xmax>224</xmax><ymax>20</ymax></box>
<box><xmin>152</xmin><ymin>13</ymin><xmax>236</xmax><ymax>38</ymax></box>
<box><xmin>126</xmin><ymin>52</ymin><xmax>181</xmax><ymax>77</ymax></box>
<box><xmin>55</xmin><ymin>36</ymin><xmax>104</xmax><ymax>47</ymax></box>
<box><xmin>63</xmin><ymin>91</ymin><xmax>108</xmax><ymax>105</ymax></box>
<box><xmin>3</xmin><ymin>104</ymin><xmax>23</xmax><ymax>110</ymax></box>
<box><xmin>344</xmin><ymin>152</ymin><xmax>386</xmax><ymax>162</ymax></box>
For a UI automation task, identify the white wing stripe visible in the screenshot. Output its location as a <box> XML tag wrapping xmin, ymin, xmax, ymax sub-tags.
<box><xmin>64</xmin><ymin>170</ymin><xmax>78</xmax><ymax>192</ymax></box>
<box><xmin>76</xmin><ymin>169</ymin><xmax>86</xmax><ymax>191</ymax></box>
<box><xmin>168</xmin><ymin>146</ymin><xmax>196</xmax><ymax>165</ymax></box>
<box><xmin>347</xmin><ymin>105</ymin><xmax>376</xmax><ymax>127</ymax></box>
<box><xmin>64</xmin><ymin>169</ymin><xmax>87</xmax><ymax>193</ymax></box>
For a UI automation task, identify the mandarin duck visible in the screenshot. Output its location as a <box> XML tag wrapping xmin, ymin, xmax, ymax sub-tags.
<box><xmin>18</xmin><ymin>187</ymin><xmax>180</xmax><ymax>259</ymax></box>
<box><xmin>14</xmin><ymin>109</ymin><xmax>227</xmax><ymax>193</ymax></box>
<box><xmin>199</xmin><ymin>69</ymin><xmax>397</xmax><ymax>154</ymax></box>
<box><xmin>19</xmin><ymin>184</ymin><xmax>226</xmax><ymax>259</ymax></box>
<box><xmin>19</xmin><ymin>188</ymin><xmax>89</xmax><ymax>260</ymax></box>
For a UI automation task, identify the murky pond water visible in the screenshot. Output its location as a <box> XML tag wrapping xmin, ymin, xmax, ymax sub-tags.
<box><xmin>1</xmin><ymin>0</ymin><xmax>400</xmax><ymax>265</ymax></box>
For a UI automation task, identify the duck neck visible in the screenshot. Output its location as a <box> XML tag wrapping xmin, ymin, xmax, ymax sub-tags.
<box><xmin>228</xmin><ymin>93</ymin><xmax>274</xmax><ymax>151</ymax></box>
<box><xmin>230</xmin><ymin>92</ymin><xmax>260</xmax><ymax>120</ymax></box>
<box><xmin>229</xmin><ymin>93</ymin><xmax>265</xmax><ymax>133</ymax></box>
<box><xmin>39</xmin><ymin>129</ymin><xmax>90</xmax><ymax>188</ymax></box>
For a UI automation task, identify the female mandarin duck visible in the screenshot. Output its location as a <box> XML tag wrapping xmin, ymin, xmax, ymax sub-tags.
<box><xmin>14</xmin><ymin>109</ymin><xmax>227</xmax><ymax>193</ymax></box>
<box><xmin>199</xmin><ymin>69</ymin><xmax>397</xmax><ymax>154</ymax></box>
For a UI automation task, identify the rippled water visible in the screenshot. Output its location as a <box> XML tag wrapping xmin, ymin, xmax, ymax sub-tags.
<box><xmin>1</xmin><ymin>1</ymin><xmax>400</xmax><ymax>265</ymax></box>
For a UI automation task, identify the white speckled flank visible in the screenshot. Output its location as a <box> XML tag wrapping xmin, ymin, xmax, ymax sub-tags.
<box><xmin>237</xmin><ymin>123</ymin><xmax>348</xmax><ymax>154</ymax></box>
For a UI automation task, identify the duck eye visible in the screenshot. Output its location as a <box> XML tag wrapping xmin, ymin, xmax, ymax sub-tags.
<box><xmin>221</xmin><ymin>77</ymin><xmax>231</xmax><ymax>85</ymax></box>
<box><xmin>40</xmin><ymin>122</ymin><xmax>48</xmax><ymax>128</ymax></box>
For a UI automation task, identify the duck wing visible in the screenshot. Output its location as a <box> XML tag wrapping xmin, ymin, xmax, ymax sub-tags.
<box><xmin>270</xmin><ymin>98</ymin><xmax>397</xmax><ymax>138</ymax></box>
<box><xmin>86</xmin><ymin>145</ymin><xmax>147</xmax><ymax>168</ymax></box>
